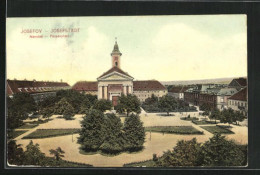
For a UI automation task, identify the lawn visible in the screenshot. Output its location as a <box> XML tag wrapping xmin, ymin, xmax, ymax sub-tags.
<box><xmin>192</xmin><ymin>120</ymin><xmax>219</xmax><ymax>125</ymax></box>
<box><xmin>200</xmin><ymin>126</ymin><xmax>234</xmax><ymax>134</ymax></box>
<box><xmin>16</xmin><ymin>124</ymin><xmax>39</xmax><ymax>129</ymax></box>
<box><xmin>123</xmin><ymin>159</ymin><xmax>155</xmax><ymax>167</ymax></box>
<box><xmin>8</xmin><ymin>130</ymin><xmax>28</xmax><ymax>139</ymax></box>
<box><xmin>145</xmin><ymin>126</ymin><xmax>203</xmax><ymax>135</ymax></box>
<box><xmin>22</xmin><ymin>129</ymin><xmax>80</xmax><ymax>139</ymax></box>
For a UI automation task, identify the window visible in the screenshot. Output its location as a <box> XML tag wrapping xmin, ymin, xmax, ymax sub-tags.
<box><xmin>115</xmin><ymin>62</ymin><xmax>118</xmax><ymax>67</ymax></box>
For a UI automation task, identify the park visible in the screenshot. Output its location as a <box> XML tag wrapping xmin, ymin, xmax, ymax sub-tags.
<box><xmin>7</xmin><ymin>90</ymin><xmax>248</xmax><ymax>167</ymax></box>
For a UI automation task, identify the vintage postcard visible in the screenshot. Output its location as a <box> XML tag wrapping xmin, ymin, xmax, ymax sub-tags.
<box><xmin>6</xmin><ymin>15</ymin><xmax>247</xmax><ymax>167</ymax></box>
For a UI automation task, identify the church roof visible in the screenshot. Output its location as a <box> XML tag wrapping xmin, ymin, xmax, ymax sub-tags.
<box><xmin>98</xmin><ymin>66</ymin><xmax>133</xmax><ymax>79</ymax></box>
<box><xmin>133</xmin><ymin>80</ymin><xmax>166</xmax><ymax>91</ymax></box>
<box><xmin>72</xmin><ymin>81</ymin><xmax>98</xmax><ymax>91</ymax></box>
<box><xmin>228</xmin><ymin>87</ymin><xmax>247</xmax><ymax>101</ymax></box>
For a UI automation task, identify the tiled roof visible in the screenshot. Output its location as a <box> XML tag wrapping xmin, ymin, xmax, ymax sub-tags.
<box><xmin>72</xmin><ymin>81</ymin><xmax>98</xmax><ymax>91</ymax></box>
<box><xmin>133</xmin><ymin>80</ymin><xmax>166</xmax><ymax>91</ymax></box>
<box><xmin>169</xmin><ymin>86</ymin><xmax>189</xmax><ymax>93</ymax></box>
<box><xmin>7</xmin><ymin>79</ymin><xmax>70</xmax><ymax>95</ymax></box>
<box><xmin>228</xmin><ymin>87</ymin><xmax>247</xmax><ymax>101</ymax></box>
<box><xmin>235</xmin><ymin>78</ymin><xmax>247</xmax><ymax>87</ymax></box>
<box><xmin>98</xmin><ymin>67</ymin><xmax>133</xmax><ymax>79</ymax></box>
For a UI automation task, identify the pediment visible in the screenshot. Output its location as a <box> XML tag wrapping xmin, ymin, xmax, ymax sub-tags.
<box><xmin>98</xmin><ymin>71</ymin><xmax>133</xmax><ymax>81</ymax></box>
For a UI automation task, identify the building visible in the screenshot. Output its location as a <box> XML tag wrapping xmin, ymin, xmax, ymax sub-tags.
<box><xmin>184</xmin><ymin>84</ymin><xmax>237</xmax><ymax>110</ymax></box>
<box><xmin>7</xmin><ymin>79</ymin><xmax>70</xmax><ymax>103</ymax></box>
<box><xmin>72</xmin><ymin>41</ymin><xmax>167</xmax><ymax>106</ymax></box>
<box><xmin>72</xmin><ymin>81</ymin><xmax>98</xmax><ymax>96</ymax></box>
<box><xmin>228</xmin><ymin>87</ymin><xmax>247</xmax><ymax>114</ymax></box>
<box><xmin>168</xmin><ymin>86</ymin><xmax>190</xmax><ymax>100</ymax></box>
<box><xmin>133</xmin><ymin>80</ymin><xmax>167</xmax><ymax>102</ymax></box>
<box><xmin>228</xmin><ymin>77</ymin><xmax>247</xmax><ymax>90</ymax></box>
<box><xmin>216</xmin><ymin>87</ymin><xmax>238</xmax><ymax>110</ymax></box>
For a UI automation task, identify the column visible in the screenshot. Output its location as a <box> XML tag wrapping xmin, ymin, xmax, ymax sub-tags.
<box><xmin>104</xmin><ymin>86</ymin><xmax>108</xmax><ymax>100</ymax></box>
<box><xmin>98</xmin><ymin>86</ymin><xmax>102</xmax><ymax>99</ymax></box>
<box><xmin>128</xmin><ymin>85</ymin><xmax>132</xmax><ymax>94</ymax></box>
<box><xmin>123</xmin><ymin>85</ymin><xmax>127</xmax><ymax>95</ymax></box>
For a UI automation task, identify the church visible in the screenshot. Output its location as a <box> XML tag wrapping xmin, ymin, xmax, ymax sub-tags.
<box><xmin>72</xmin><ymin>40</ymin><xmax>167</xmax><ymax>106</ymax></box>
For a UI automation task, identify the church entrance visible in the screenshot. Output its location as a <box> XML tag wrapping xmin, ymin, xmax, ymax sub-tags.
<box><xmin>112</xmin><ymin>96</ymin><xmax>118</xmax><ymax>106</ymax></box>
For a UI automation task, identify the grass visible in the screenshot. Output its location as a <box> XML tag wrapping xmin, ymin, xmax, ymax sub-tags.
<box><xmin>145</xmin><ymin>126</ymin><xmax>203</xmax><ymax>135</ymax></box>
<box><xmin>192</xmin><ymin>120</ymin><xmax>219</xmax><ymax>125</ymax></box>
<box><xmin>200</xmin><ymin>126</ymin><xmax>234</xmax><ymax>134</ymax></box>
<box><xmin>22</xmin><ymin>129</ymin><xmax>80</xmax><ymax>139</ymax></box>
<box><xmin>16</xmin><ymin>124</ymin><xmax>39</xmax><ymax>129</ymax></box>
<box><xmin>180</xmin><ymin>117</ymin><xmax>199</xmax><ymax>121</ymax></box>
<box><xmin>123</xmin><ymin>159</ymin><xmax>155</xmax><ymax>167</ymax></box>
<box><xmin>8</xmin><ymin>130</ymin><xmax>28</xmax><ymax>139</ymax></box>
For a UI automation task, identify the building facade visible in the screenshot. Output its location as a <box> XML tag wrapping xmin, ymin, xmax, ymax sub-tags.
<box><xmin>168</xmin><ymin>86</ymin><xmax>190</xmax><ymax>100</ymax></box>
<box><xmin>7</xmin><ymin>79</ymin><xmax>70</xmax><ymax>103</ymax></box>
<box><xmin>228</xmin><ymin>87</ymin><xmax>247</xmax><ymax>114</ymax></box>
<box><xmin>72</xmin><ymin>41</ymin><xmax>167</xmax><ymax>106</ymax></box>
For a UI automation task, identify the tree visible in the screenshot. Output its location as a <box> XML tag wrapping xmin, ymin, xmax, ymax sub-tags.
<box><xmin>199</xmin><ymin>103</ymin><xmax>212</xmax><ymax>111</ymax></box>
<box><xmin>7</xmin><ymin>93</ymin><xmax>37</xmax><ymax>129</ymax></box>
<box><xmin>123</xmin><ymin>114</ymin><xmax>145</xmax><ymax>151</ymax></box>
<box><xmin>157</xmin><ymin>138</ymin><xmax>201</xmax><ymax>167</ymax></box>
<box><xmin>78</xmin><ymin>109</ymin><xmax>106</xmax><ymax>151</ymax></box>
<box><xmin>41</xmin><ymin>106</ymin><xmax>54</xmax><ymax>120</ymax></box>
<box><xmin>93</xmin><ymin>99</ymin><xmax>112</xmax><ymax>112</ymax></box>
<box><xmin>200</xmin><ymin>134</ymin><xmax>245</xmax><ymax>166</ymax></box>
<box><xmin>158</xmin><ymin>95</ymin><xmax>177</xmax><ymax>116</ymax></box>
<box><xmin>220</xmin><ymin>108</ymin><xmax>235</xmax><ymax>126</ymax></box>
<box><xmin>143</xmin><ymin>94</ymin><xmax>158</xmax><ymax>105</ymax></box>
<box><xmin>117</xmin><ymin>94</ymin><xmax>141</xmax><ymax>116</ymax></box>
<box><xmin>209</xmin><ymin>108</ymin><xmax>221</xmax><ymax>124</ymax></box>
<box><xmin>233</xmin><ymin>111</ymin><xmax>246</xmax><ymax>125</ymax></box>
<box><xmin>99</xmin><ymin>113</ymin><xmax>124</xmax><ymax>153</ymax></box>
<box><xmin>54</xmin><ymin>98</ymin><xmax>75</xmax><ymax>119</ymax></box>
<box><xmin>49</xmin><ymin>147</ymin><xmax>65</xmax><ymax>161</ymax></box>
<box><xmin>79</xmin><ymin>98</ymin><xmax>91</xmax><ymax>114</ymax></box>
<box><xmin>23</xmin><ymin>140</ymin><xmax>46</xmax><ymax>165</ymax></box>
<box><xmin>7</xmin><ymin>140</ymin><xmax>25</xmax><ymax>165</ymax></box>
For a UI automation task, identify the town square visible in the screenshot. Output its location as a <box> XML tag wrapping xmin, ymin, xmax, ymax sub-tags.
<box><xmin>6</xmin><ymin>15</ymin><xmax>247</xmax><ymax>167</ymax></box>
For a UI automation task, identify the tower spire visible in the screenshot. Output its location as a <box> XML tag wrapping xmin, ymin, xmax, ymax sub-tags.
<box><xmin>111</xmin><ymin>38</ymin><xmax>122</xmax><ymax>56</ymax></box>
<box><xmin>111</xmin><ymin>38</ymin><xmax>122</xmax><ymax>68</ymax></box>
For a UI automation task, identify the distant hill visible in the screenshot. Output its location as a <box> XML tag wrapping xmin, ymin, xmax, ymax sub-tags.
<box><xmin>160</xmin><ymin>77</ymin><xmax>246</xmax><ymax>86</ymax></box>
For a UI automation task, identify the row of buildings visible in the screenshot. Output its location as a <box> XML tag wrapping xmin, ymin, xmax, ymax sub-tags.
<box><xmin>7</xmin><ymin>79</ymin><xmax>70</xmax><ymax>103</ymax></box>
<box><xmin>177</xmin><ymin>77</ymin><xmax>247</xmax><ymax>113</ymax></box>
<box><xmin>6</xmin><ymin>41</ymin><xmax>247</xmax><ymax>114</ymax></box>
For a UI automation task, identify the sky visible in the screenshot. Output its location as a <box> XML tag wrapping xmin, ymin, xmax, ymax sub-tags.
<box><xmin>6</xmin><ymin>15</ymin><xmax>247</xmax><ymax>86</ymax></box>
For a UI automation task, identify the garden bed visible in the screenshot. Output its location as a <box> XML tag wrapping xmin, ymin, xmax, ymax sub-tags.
<box><xmin>192</xmin><ymin>120</ymin><xmax>219</xmax><ymax>125</ymax></box>
<box><xmin>200</xmin><ymin>126</ymin><xmax>234</xmax><ymax>134</ymax></box>
<box><xmin>16</xmin><ymin>124</ymin><xmax>39</xmax><ymax>129</ymax></box>
<box><xmin>180</xmin><ymin>117</ymin><xmax>199</xmax><ymax>121</ymax></box>
<box><xmin>22</xmin><ymin>129</ymin><xmax>80</xmax><ymax>139</ymax></box>
<box><xmin>8</xmin><ymin>130</ymin><xmax>28</xmax><ymax>139</ymax></box>
<box><xmin>145</xmin><ymin>126</ymin><xmax>203</xmax><ymax>135</ymax></box>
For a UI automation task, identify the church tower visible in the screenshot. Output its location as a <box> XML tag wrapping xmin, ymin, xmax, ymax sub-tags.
<box><xmin>111</xmin><ymin>39</ymin><xmax>122</xmax><ymax>68</ymax></box>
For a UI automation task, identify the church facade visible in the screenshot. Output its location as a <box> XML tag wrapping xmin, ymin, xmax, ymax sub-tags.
<box><xmin>72</xmin><ymin>41</ymin><xmax>167</xmax><ymax>106</ymax></box>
